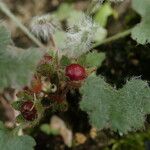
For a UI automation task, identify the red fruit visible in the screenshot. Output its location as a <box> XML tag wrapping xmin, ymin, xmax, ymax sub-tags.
<box><xmin>65</xmin><ymin>64</ymin><xmax>86</xmax><ymax>81</ymax></box>
<box><xmin>20</xmin><ymin>101</ymin><xmax>37</xmax><ymax>121</ymax></box>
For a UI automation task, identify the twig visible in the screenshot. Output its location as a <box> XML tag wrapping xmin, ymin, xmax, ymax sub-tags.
<box><xmin>0</xmin><ymin>2</ymin><xmax>44</xmax><ymax>48</ymax></box>
<box><xmin>93</xmin><ymin>28</ymin><xmax>132</xmax><ymax>48</ymax></box>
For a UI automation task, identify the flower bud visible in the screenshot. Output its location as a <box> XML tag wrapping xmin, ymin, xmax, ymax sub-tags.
<box><xmin>30</xmin><ymin>14</ymin><xmax>55</xmax><ymax>44</ymax></box>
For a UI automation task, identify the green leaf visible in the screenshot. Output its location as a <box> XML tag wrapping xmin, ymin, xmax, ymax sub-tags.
<box><xmin>16</xmin><ymin>114</ymin><xmax>26</xmax><ymax>123</ymax></box>
<box><xmin>0</xmin><ymin>121</ymin><xmax>36</xmax><ymax>150</ymax></box>
<box><xmin>0</xmin><ymin>47</ymin><xmax>43</xmax><ymax>90</ymax></box>
<box><xmin>0</xmin><ymin>25</ymin><xmax>43</xmax><ymax>91</ymax></box>
<box><xmin>0</xmin><ymin>25</ymin><xmax>11</xmax><ymax>49</ymax></box>
<box><xmin>131</xmin><ymin>0</ymin><xmax>150</xmax><ymax>44</ymax></box>
<box><xmin>85</xmin><ymin>51</ymin><xmax>105</xmax><ymax>68</ymax></box>
<box><xmin>80</xmin><ymin>75</ymin><xmax>150</xmax><ymax>133</ymax></box>
<box><xmin>60</xmin><ymin>56</ymin><xmax>71</xmax><ymax>67</ymax></box>
<box><xmin>94</xmin><ymin>3</ymin><xmax>113</xmax><ymax>27</ymax></box>
<box><xmin>78</xmin><ymin>55</ymin><xmax>86</xmax><ymax>66</ymax></box>
<box><xmin>131</xmin><ymin>18</ymin><xmax>150</xmax><ymax>45</ymax></box>
<box><xmin>78</xmin><ymin>51</ymin><xmax>105</xmax><ymax>68</ymax></box>
<box><xmin>0</xmin><ymin>122</ymin><xmax>6</xmax><ymax>131</ymax></box>
<box><xmin>132</xmin><ymin>0</ymin><xmax>150</xmax><ymax>17</ymax></box>
<box><xmin>11</xmin><ymin>101</ymin><xmax>23</xmax><ymax>110</ymax></box>
<box><xmin>54</xmin><ymin>3</ymin><xmax>74</xmax><ymax>21</ymax></box>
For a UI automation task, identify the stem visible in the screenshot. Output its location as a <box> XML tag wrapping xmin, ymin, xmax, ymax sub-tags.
<box><xmin>0</xmin><ymin>2</ymin><xmax>44</xmax><ymax>48</ymax></box>
<box><xmin>93</xmin><ymin>28</ymin><xmax>132</xmax><ymax>48</ymax></box>
<box><xmin>50</xmin><ymin>35</ymin><xmax>57</xmax><ymax>49</ymax></box>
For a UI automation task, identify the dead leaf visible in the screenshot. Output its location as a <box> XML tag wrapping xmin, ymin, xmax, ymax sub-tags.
<box><xmin>50</xmin><ymin>116</ymin><xmax>73</xmax><ymax>147</ymax></box>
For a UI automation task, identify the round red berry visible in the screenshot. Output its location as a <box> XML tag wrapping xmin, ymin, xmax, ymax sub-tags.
<box><xmin>65</xmin><ymin>64</ymin><xmax>86</xmax><ymax>81</ymax></box>
<box><xmin>20</xmin><ymin>101</ymin><xmax>37</xmax><ymax>121</ymax></box>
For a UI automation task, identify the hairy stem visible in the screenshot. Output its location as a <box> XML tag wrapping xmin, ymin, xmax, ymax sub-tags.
<box><xmin>0</xmin><ymin>2</ymin><xmax>44</xmax><ymax>48</ymax></box>
<box><xmin>93</xmin><ymin>28</ymin><xmax>132</xmax><ymax>48</ymax></box>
